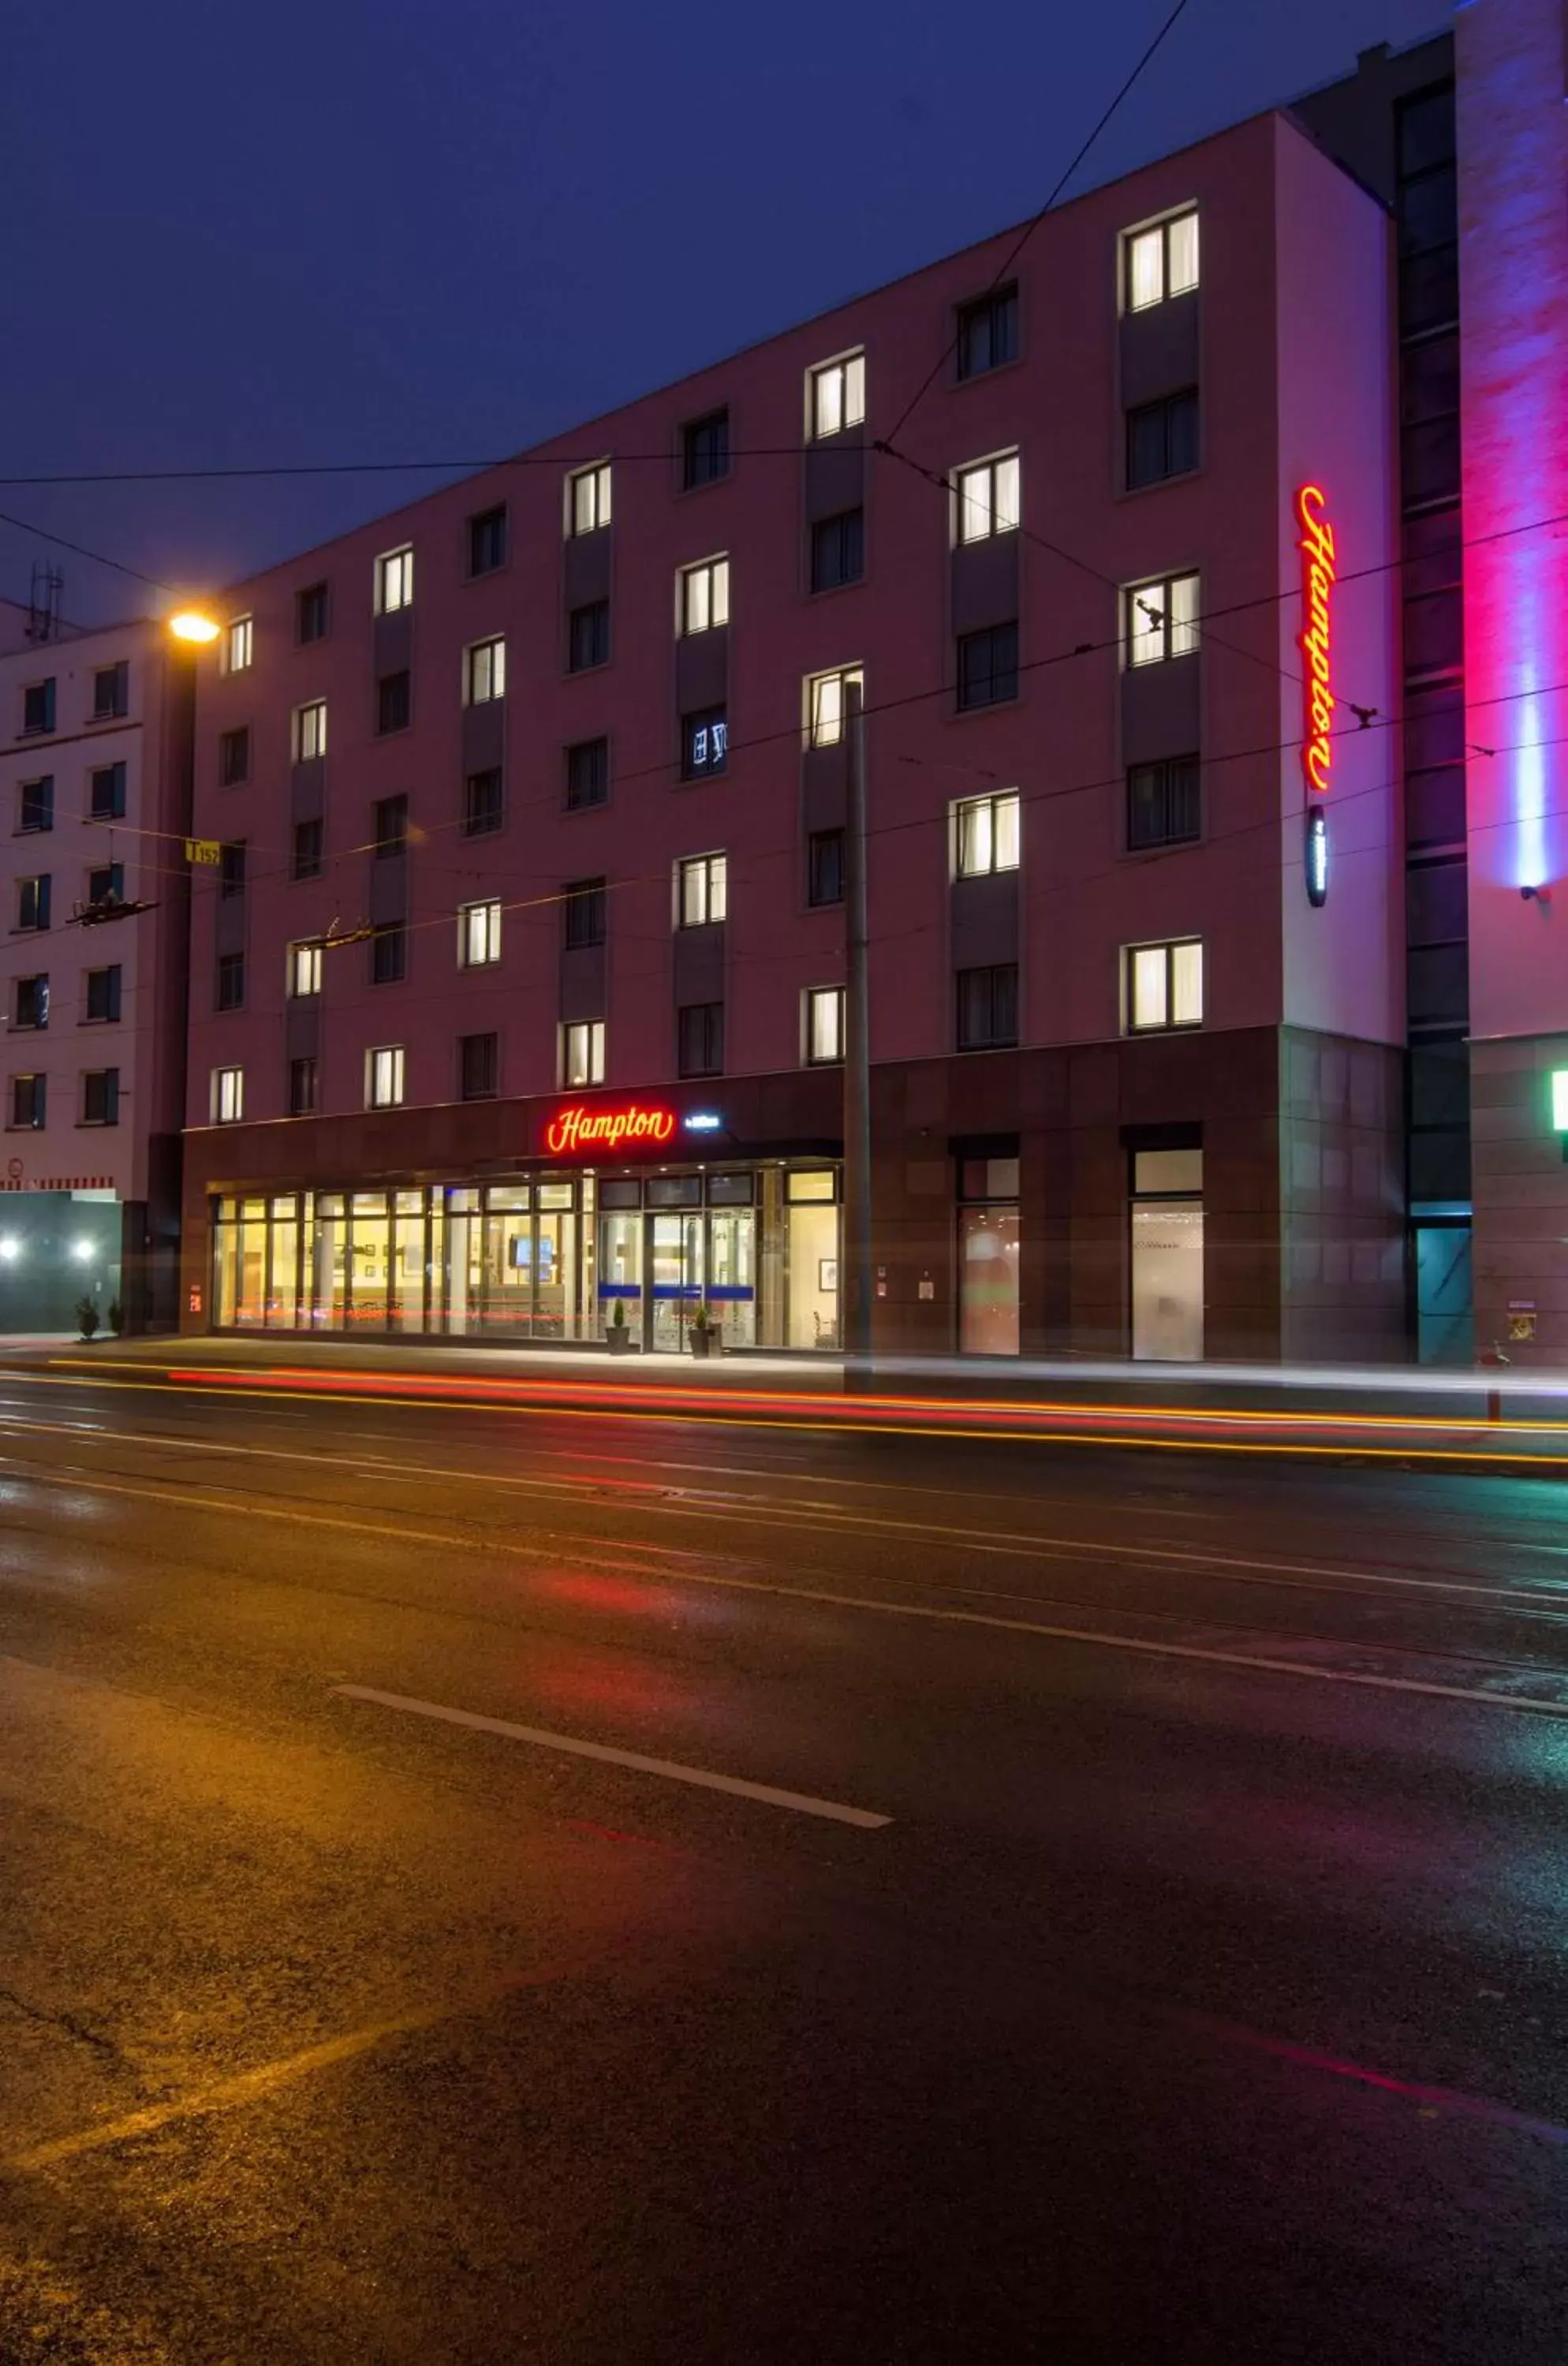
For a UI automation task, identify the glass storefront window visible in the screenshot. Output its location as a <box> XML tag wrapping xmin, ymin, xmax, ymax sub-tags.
<box><xmin>958</xmin><ymin>1207</ymin><xmax>1020</xmax><ymax>1354</ymax></box>
<box><xmin>788</xmin><ymin>1197</ymin><xmax>839</xmax><ymax>1348</ymax></box>
<box><xmin>598</xmin><ymin>1211</ymin><xmax>642</xmax><ymax>1341</ymax></box>
<box><xmin>349</xmin><ymin>1195</ymin><xmax>391</xmax><ymax>1330</ymax></box>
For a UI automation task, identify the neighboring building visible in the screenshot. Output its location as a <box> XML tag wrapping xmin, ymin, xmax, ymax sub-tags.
<box><xmin>179</xmin><ymin>103</ymin><xmax>1405</xmax><ymax>1360</ymax></box>
<box><xmin>0</xmin><ymin>614</ymin><xmax>193</xmax><ymax>1330</ymax></box>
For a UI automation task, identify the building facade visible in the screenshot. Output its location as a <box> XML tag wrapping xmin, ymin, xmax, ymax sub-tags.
<box><xmin>0</xmin><ymin>614</ymin><xmax>193</xmax><ymax>1331</ymax></box>
<box><xmin>180</xmin><ymin>107</ymin><xmax>1405</xmax><ymax>1360</ymax></box>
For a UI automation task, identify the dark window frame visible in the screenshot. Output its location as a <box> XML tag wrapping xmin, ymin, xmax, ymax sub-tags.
<box><xmin>215</xmin><ymin>950</ymin><xmax>246</xmax><ymax>1012</ymax></box>
<box><xmin>807</xmin><ymin>827</ymin><xmax>845</xmax><ymax>908</ymax></box>
<box><xmin>1126</xmin><ymin>389</ymin><xmax>1200</xmax><ymax>490</ymax></box>
<box><xmin>1126</xmin><ymin>755</ymin><xmax>1201</xmax><ymax>852</ymax></box>
<box><xmin>565</xmin><ymin>737</ymin><xmax>609</xmax><ymax>811</ymax></box>
<box><xmin>91</xmin><ymin>661</ymin><xmax>129</xmax><ymax>721</ymax></box>
<box><xmin>85</xmin><ymin>965</ymin><xmax>121</xmax><ymax>1024</ymax></box>
<box><xmin>218</xmin><ymin>726</ymin><xmax>250</xmax><ymax>787</ymax></box>
<box><xmin>295</xmin><ymin>581</ymin><xmax>330</xmax><ymax>644</ymax></box>
<box><xmin>463</xmin><ymin>767</ymin><xmax>505</xmax><ymax>837</ymax></box>
<box><xmin>467</xmin><ymin>505</ymin><xmax>508</xmax><ymax>577</ymax></box>
<box><xmin>370</xmin><ymin>922</ymin><xmax>409</xmax><ymax>985</ymax></box>
<box><xmin>563</xmin><ymin>875</ymin><xmax>607</xmax><ymax>950</ymax></box>
<box><xmin>956</xmin><ymin>622</ymin><xmax>1019</xmax><ymax>712</ymax></box>
<box><xmin>375</xmin><ymin>670</ymin><xmax>412</xmax><ymax>736</ymax></box>
<box><xmin>292</xmin><ymin>818</ymin><xmax>324</xmax><ymax>880</ymax></box>
<box><xmin>372</xmin><ymin>793</ymin><xmax>409</xmax><ymax>856</ymax></box>
<box><xmin>81</xmin><ymin>1067</ymin><xmax>120</xmax><ymax>1126</ymax></box>
<box><xmin>88</xmin><ymin>763</ymin><xmax>125</xmax><ymax>823</ymax></box>
<box><xmin>677</xmin><ymin>1001</ymin><xmax>725</xmax><ymax>1079</ymax></box>
<box><xmin>459</xmin><ymin>1031</ymin><xmax>499</xmax><ymax>1101</ymax></box>
<box><xmin>681</xmin><ymin>704</ymin><xmax>729</xmax><ymax>780</ymax></box>
<box><xmin>681</xmin><ymin>408</ymin><xmax>731</xmax><ymax>491</ymax></box>
<box><xmin>567</xmin><ymin>599</ymin><xmax>610</xmax><ymax>674</ymax></box>
<box><xmin>810</xmin><ymin>507</ymin><xmax>864</xmax><ymax>594</ymax></box>
<box><xmin>956</xmin><ymin>962</ymin><xmax>1020</xmax><ymax>1051</ymax></box>
<box><xmin>956</xmin><ymin>284</ymin><xmax>1019</xmax><ymax>381</ymax></box>
<box><xmin>18</xmin><ymin>775</ymin><xmax>53</xmax><ymax>834</ymax></box>
<box><xmin>288</xmin><ymin>1055</ymin><xmax>319</xmax><ymax>1117</ymax></box>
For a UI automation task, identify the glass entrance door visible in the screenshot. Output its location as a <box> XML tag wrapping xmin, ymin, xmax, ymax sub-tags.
<box><xmin>706</xmin><ymin>1209</ymin><xmax>756</xmax><ymax>1347</ymax></box>
<box><xmin>649</xmin><ymin>1211</ymin><xmax>703</xmax><ymax>1351</ymax></box>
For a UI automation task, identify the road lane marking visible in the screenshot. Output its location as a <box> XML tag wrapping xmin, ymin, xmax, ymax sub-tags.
<box><xmin>0</xmin><ymin>1413</ymin><xmax>1562</xmax><ymax>1612</ymax></box>
<box><xmin>334</xmin><ymin>1684</ymin><xmax>892</xmax><ymax>1829</ymax></box>
<box><xmin>7</xmin><ymin>1458</ymin><xmax>1568</xmax><ymax>1725</ymax></box>
<box><xmin>3</xmin><ymin>1953</ymin><xmax>600</xmax><ymax>2175</ymax></box>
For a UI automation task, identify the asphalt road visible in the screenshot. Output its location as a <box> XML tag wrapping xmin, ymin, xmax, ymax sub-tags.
<box><xmin>2</xmin><ymin>1361</ymin><xmax>1566</xmax><ymax>2363</ymax></box>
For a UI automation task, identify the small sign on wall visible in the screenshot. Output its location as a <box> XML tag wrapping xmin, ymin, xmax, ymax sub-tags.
<box><xmin>1508</xmin><ymin>1299</ymin><xmax>1538</xmax><ymax>1342</ymax></box>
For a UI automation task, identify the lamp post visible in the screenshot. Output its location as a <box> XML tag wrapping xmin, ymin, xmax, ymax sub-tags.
<box><xmin>841</xmin><ymin>679</ymin><xmax>873</xmax><ymax>1391</ymax></box>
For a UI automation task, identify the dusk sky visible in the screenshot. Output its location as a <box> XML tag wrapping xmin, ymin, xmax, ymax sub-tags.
<box><xmin>6</xmin><ymin>0</ymin><xmax>1447</xmax><ymax>625</ymax></box>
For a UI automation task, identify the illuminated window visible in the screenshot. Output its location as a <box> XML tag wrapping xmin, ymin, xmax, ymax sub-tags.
<box><xmin>459</xmin><ymin>898</ymin><xmax>502</xmax><ymax>967</ymax></box>
<box><xmin>954</xmin><ymin>790</ymin><xmax>1020</xmax><ymax>877</ymax></box>
<box><xmin>1127</xmin><ymin>757</ymin><xmax>1200</xmax><ymax>850</ymax></box>
<box><xmin>955</xmin><ymin>453</ymin><xmax>1021</xmax><ymax>543</ymax></box>
<box><xmin>682</xmin><ymin>706</ymin><xmax>728</xmax><ymax>779</ymax></box>
<box><xmin>809</xmin><ymin>352</ymin><xmax>865</xmax><ymax>440</ymax></box>
<box><xmin>1126</xmin><ymin>938</ymin><xmax>1203</xmax><ymax>1032</ymax></box>
<box><xmin>561</xmin><ymin>1019</ymin><xmax>604</xmax><ymax>1088</ymax></box>
<box><xmin>211</xmin><ymin>1065</ymin><xmax>244</xmax><ymax>1124</ymax></box>
<box><xmin>956</xmin><ymin>285</ymin><xmax>1017</xmax><ymax>379</ymax></box>
<box><xmin>569</xmin><ymin>462</ymin><xmax>612</xmax><ymax>536</ymax></box>
<box><xmin>1552</xmin><ymin>1069</ymin><xmax>1568</xmax><ymax>1132</ymax></box>
<box><xmin>287</xmin><ymin>940</ymin><xmax>322</xmax><ymax>998</ymax></box>
<box><xmin>1125</xmin><ymin>209</ymin><xmax>1199</xmax><ymax>311</ymax></box>
<box><xmin>293</xmin><ymin>699</ymin><xmax>327</xmax><ymax>761</ymax></box>
<box><xmin>679</xmin><ymin>555</ymin><xmax>730</xmax><ymax>635</ymax></box>
<box><xmin>465</xmin><ymin>636</ymin><xmax>506</xmax><ymax>704</ymax></box>
<box><xmin>678</xmin><ymin>852</ymin><xmax>726</xmax><ymax>927</ymax></box>
<box><xmin>375</xmin><ymin>546</ymin><xmax>414</xmax><ymax>614</ymax></box>
<box><xmin>223</xmin><ymin>616</ymin><xmax>253</xmax><ymax>674</ymax></box>
<box><xmin>365</xmin><ymin>1046</ymin><xmax>405</xmax><ymax>1109</ymax></box>
<box><xmin>805</xmin><ymin>986</ymin><xmax>845</xmax><ymax>1065</ymax></box>
<box><xmin>806</xmin><ymin>665</ymin><xmax>863</xmax><ymax>748</ymax></box>
<box><xmin>1126</xmin><ymin>573</ymin><xmax>1200</xmax><ymax>665</ymax></box>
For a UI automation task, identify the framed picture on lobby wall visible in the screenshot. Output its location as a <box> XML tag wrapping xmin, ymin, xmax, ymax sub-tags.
<box><xmin>819</xmin><ymin>1258</ymin><xmax>838</xmax><ymax>1291</ymax></box>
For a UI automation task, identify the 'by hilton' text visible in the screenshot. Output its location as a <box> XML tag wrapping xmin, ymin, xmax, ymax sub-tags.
<box><xmin>1296</xmin><ymin>483</ymin><xmax>1335</xmax><ymax>795</ymax></box>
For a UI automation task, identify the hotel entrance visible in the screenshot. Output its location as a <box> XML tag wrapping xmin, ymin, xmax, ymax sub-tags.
<box><xmin>597</xmin><ymin>1173</ymin><xmax>757</xmax><ymax>1349</ymax></box>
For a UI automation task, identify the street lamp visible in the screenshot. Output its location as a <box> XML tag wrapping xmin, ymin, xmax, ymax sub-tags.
<box><xmin>168</xmin><ymin>610</ymin><xmax>221</xmax><ymax>644</ymax></box>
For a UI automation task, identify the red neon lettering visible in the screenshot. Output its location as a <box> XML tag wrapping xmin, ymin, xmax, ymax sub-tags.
<box><xmin>543</xmin><ymin>1103</ymin><xmax>677</xmax><ymax>1155</ymax></box>
<box><xmin>1295</xmin><ymin>483</ymin><xmax>1335</xmax><ymax>796</ymax></box>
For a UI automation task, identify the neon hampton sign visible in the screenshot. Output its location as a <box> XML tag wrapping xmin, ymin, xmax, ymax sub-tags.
<box><xmin>543</xmin><ymin>1103</ymin><xmax>678</xmax><ymax>1155</ymax></box>
<box><xmin>1296</xmin><ymin>483</ymin><xmax>1336</xmax><ymax>797</ymax></box>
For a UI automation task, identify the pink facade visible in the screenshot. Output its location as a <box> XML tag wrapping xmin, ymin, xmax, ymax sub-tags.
<box><xmin>182</xmin><ymin>109</ymin><xmax>1402</xmax><ymax>1359</ymax></box>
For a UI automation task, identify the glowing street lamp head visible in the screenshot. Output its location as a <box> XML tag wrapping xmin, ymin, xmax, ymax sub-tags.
<box><xmin>71</xmin><ymin>1239</ymin><xmax>95</xmax><ymax>1263</ymax></box>
<box><xmin>168</xmin><ymin>610</ymin><xmax>221</xmax><ymax>645</ymax></box>
<box><xmin>0</xmin><ymin>1238</ymin><xmax>18</xmax><ymax>1263</ymax></box>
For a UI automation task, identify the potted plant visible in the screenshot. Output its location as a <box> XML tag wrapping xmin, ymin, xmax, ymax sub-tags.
<box><xmin>76</xmin><ymin>1296</ymin><xmax>100</xmax><ymax>1342</ymax></box>
<box><xmin>107</xmin><ymin>1299</ymin><xmax>125</xmax><ymax>1338</ymax></box>
<box><xmin>606</xmin><ymin>1297</ymin><xmax>633</xmax><ymax>1354</ymax></box>
<box><xmin>688</xmin><ymin>1301</ymin><xmax>720</xmax><ymax>1360</ymax></box>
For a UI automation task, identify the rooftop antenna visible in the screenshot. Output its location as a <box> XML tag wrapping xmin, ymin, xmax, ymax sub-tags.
<box><xmin>24</xmin><ymin>564</ymin><xmax>62</xmax><ymax>644</ymax></box>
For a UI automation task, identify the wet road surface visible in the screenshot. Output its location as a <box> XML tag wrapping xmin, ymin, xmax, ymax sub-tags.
<box><xmin>0</xmin><ymin>1361</ymin><xmax>1566</xmax><ymax>2362</ymax></box>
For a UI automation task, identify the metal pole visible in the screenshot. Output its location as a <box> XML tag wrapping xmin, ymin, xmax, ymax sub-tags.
<box><xmin>842</xmin><ymin>678</ymin><xmax>873</xmax><ymax>1390</ymax></box>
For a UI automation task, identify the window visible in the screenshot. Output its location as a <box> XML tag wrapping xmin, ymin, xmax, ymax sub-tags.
<box><xmin>468</xmin><ymin>505</ymin><xmax>508</xmax><ymax>575</ymax></box>
<box><xmin>957</xmin><ymin>623</ymin><xmax>1017</xmax><ymax>711</ymax></box>
<box><xmin>806</xmin><ymin>666</ymin><xmax>863</xmax><ymax>748</ymax></box>
<box><xmin>88</xmin><ymin>763</ymin><xmax>125</xmax><ymax>822</ymax></box>
<box><xmin>18</xmin><ymin>776</ymin><xmax>52</xmax><ymax>834</ymax></box>
<box><xmin>218</xmin><ymin>842</ymin><xmax>245</xmax><ymax>898</ymax></box>
<box><xmin>682</xmin><ymin>409</ymin><xmax>730</xmax><ymax>490</ymax></box>
<box><xmin>956</xmin><ymin>962</ymin><xmax>1018</xmax><ymax>1050</ymax></box>
<box><xmin>1126</xmin><ymin>573</ymin><xmax>1199</xmax><ymax>665</ymax></box>
<box><xmin>955</xmin><ymin>453</ymin><xmax>1021</xmax><ymax>543</ymax></box>
<box><xmin>293</xmin><ymin>699</ymin><xmax>327</xmax><ymax>761</ymax></box>
<box><xmin>376</xmin><ymin>670</ymin><xmax>412</xmax><ymax>733</ymax></box>
<box><xmin>569</xmin><ymin>464</ymin><xmax>612</xmax><ymax>536</ymax></box>
<box><xmin>1127</xmin><ymin>756</ymin><xmax>1200</xmax><ymax>851</ymax></box>
<box><xmin>682</xmin><ymin>706</ymin><xmax>728</xmax><ymax>779</ymax></box>
<box><xmin>465</xmin><ymin>636</ymin><xmax>506</xmax><ymax>703</ymax></box>
<box><xmin>807</xmin><ymin>827</ymin><xmax>844</xmax><ymax>907</ymax></box>
<box><xmin>1125</xmin><ymin>209</ymin><xmax>1199</xmax><ymax>312</ymax></box>
<box><xmin>224</xmin><ymin>617</ymin><xmax>253</xmax><ymax>674</ymax></box>
<box><xmin>568</xmin><ymin>600</ymin><xmax>610</xmax><ymax>673</ymax></box>
<box><xmin>678</xmin><ymin>852</ymin><xmax>726</xmax><ymax>927</ymax></box>
<box><xmin>87</xmin><ymin>863</ymin><xmax>125</xmax><ymax>911</ymax></box>
<box><xmin>365</xmin><ymin>1045</ymin><xmax>405</xmax><ymax>1109</ymax></box>
<box><xmin>371</xmin><ymin>923</ymin><xmax>408</xmax><ymax>984</ymax></box>
<box><xmin>808</xmin><ymin>352</ymin><xmax>865</xmax><ymax>440</ymax></box>
<box><xmin>296</xmin><ymin>581</ymin><xmax>330</xmax><ymax>644</ymax></box>
<box><xmin>287</xmin><ymin>939</ymin><xmax>322</xmax><ymax>998</ymax></box>
<box><xmin>216</xmin><ymin>951</ymin><xmax>245</xmax><ymax>1011</ymax></box>
<box><xmin>811</xmin><ymin>509</ymin><xmax>864</xmax><ymax>593</ymax></box>
<box><xmin>463</xmin><ymin>767</ymin><xmax>504</xmax><ymax>836</ymax></box>
<box><xmin>218</xmin><ymin>726</ymin><xmax>250</xmax><ymax>786</ymax></box>
<box><xmin>561</xmin><ymin>1019</ymin><xmax>604</xmax><ymax>1087</ymax></box>
<box><xmin>957</xmin><ymin>284</ymin><xmax>1017</xmax><ymax>380</ymax></box>
<box><xmin>678</xmin><ymin>1002</ymin><xmax>724</xmax><ymax>1077</ymax></box>
<box><xmin>18</xmin><ymin>875</ymin><xmax>50</xmax><ymax>931</ymax></box>
<box><xmin>805</xmin><ymin>987</ymin><xmax>845</xmax><ymax>1065</ymax></box>
<box><xmin>459</xmin><ymin>898</ymin><xmax>502</xmax><ymax>966</ymax></box>
<box><xmin>14</xmin><ymin>976</ymin><xmax>47</xmax><ymax>1030</ymax></box>
<box><xmin>91</xmin><ymin>661</ymin><xmax>129</xmax><ymax>721</ymax></box>
<box><xmin>22</xmin><ymin>679</ymin><xmax>55</xmax><ymax>735</ymax></box>
<box><xmin>85</xmin><ymin>965</ymin><xmax>121</xmax><ymax>1024</ymax></box>
<box><xmin>566</xmin><ymin>737</ymin><xmax>609</xmax><ymax>810</ymax></box>
<box><xmin>563</xmin><ymin>876</ymin><xmax>607</xmax><ymax>949</ymax></box>
<box><xmin>211</xmin><ymin>1065</ymin><xmax>244</xmax><ymax>1124</ymax></box>
<box><xmin>1126</xmin><ymin>938</ymin><xmax>1204</xmax><ymax>1031</ymax></box>
<box><xmin>373</xmin><ymin>794</ymin><xmax>409</xmax><ymax>856</ymax></box>
<box><xmin>82</xmin><ymin>1069</ymin><xmax>119</xmax><ymax>1126</ymax></box>
<box><xmin>460</xmin><ymin>1032</ymin><xmax>498</xmax><ymax>1101</ymax></box>
<box><xmin>678</xmin><ymin>556</ymin><xmax>730</xmax><ymax>635</ymax></box>
<box><xmin>292</xmin><ymin>818</ymin><xmax>323</xmax><ymax>879</ymax></box>
<box><xmin>1126</xmin><ymin>390</ymin><xmax>1199</xmax><ymax>489</ymax></box>
<box><xmin>10</xmin><ymin>1074</ymin><xmax>45</xmax><ymax>1129</ymax></box>
<box><xmin>954</xmin><ymin>790</ymin><xmax>1020</xmax><ymax>876</ymax></box>
<box><xmin>375</xmin><ymin>546</ymin><xmax>414</xmax><ymax>613</ymax></box>
<box><xmin>289</xmin><ymin>1056</ymin><xmax>319</xmax><ymax>1116</ymax></box>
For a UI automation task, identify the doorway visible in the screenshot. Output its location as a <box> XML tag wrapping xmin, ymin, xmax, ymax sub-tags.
<box><xmin>1129</xmin><ymin>1146</ymin><xmax>1204</xmax><ymax>1361</ymax></box>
